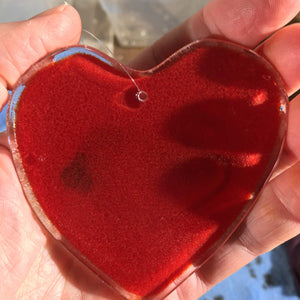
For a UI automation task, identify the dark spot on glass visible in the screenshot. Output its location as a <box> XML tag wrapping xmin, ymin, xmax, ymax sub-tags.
<box><xmin>61</xmin><ymin>152</ymin><xmax>93</xmax><ymax>193</ymax></box>
<box><xmin>255</xmin><ymin>256</ymin><xmax>262</xmax><ymax>265</ymax></box>
<box><xmin>249</xmin><ymin>267</ymin><xmax>257</xmax><ymax>279</ymax></box>
<box><xmin>214</xmin><ymin>296</ymin><xmax>224</xmax><ymax>300</ymax></box>
<box><xmin>264</xmin><ymin>273</ymin><xmax>276</xmax><ymax>287</ymax></box>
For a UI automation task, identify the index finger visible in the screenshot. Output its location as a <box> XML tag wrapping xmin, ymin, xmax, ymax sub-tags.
<box><xmin>130</xmin><ymin>0</ymin><xmax>300</xmax><ymax>69</ymax></box>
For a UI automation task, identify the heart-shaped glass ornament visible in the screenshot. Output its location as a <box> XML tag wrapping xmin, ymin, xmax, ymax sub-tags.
<box><xmin>7</xmin><ymin>39</ymin><xmax>288</xmax><ymax>299</ymax></box>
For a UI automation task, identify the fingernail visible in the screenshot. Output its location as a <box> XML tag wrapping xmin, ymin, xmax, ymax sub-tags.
<box><xmin>31</xmin><ymin>4</ymin><xmax>69</xmax><ymax>19</ymax></box>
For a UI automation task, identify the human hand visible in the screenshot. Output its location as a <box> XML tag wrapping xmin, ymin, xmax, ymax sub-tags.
<box><xmin>0</xmin><ymin>1</ymin><xmax>299</xmax><ymax>300</ymax></box>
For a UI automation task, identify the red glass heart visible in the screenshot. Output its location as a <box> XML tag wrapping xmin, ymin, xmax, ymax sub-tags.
<box><xmin>7</xmin><ymin>39</ymin><xmax>288</xmax><ymax>299</ymax></box>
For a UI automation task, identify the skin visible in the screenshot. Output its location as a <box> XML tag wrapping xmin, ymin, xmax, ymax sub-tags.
<box><xmin>0</xmin><ymin>1</ymin><xmax>299</xmax><ymax>299</ymax></box>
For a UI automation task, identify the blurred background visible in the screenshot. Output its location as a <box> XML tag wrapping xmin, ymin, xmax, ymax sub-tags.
<box><xmin>0</xmin><ymin>1</ymin><xmax>299</xmax><ymax>299</ymax></box>
<box><xmin>0</xmin><ymin>0</ymin><xmax>299</xmax><ymax>64</ymax></box>
<box><xmin>0</xmin><ymin>0</ymin><xmax>210</xmax><ymax>62</ymax></box>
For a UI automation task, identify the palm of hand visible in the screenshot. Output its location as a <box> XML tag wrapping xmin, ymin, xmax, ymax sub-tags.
<box><xmin>0</xmin><ymin>2</ymin><xmax>300</xmax><ymax>300</ymax></box>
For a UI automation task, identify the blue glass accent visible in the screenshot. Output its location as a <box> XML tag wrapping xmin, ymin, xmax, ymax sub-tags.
<box><xmin>0</xmin><ymin>103</ymin><xmax>7</xmax><ymax>132</ymax></box>
<box><xmin>8</xmin><ymin>84</ymin><xmax>25</xmax><ymax>126</ymax></box>
<box><xmin>53</xmin><ymin>47</ymin><xmax>112</xmax><ymax>66</ymax></box>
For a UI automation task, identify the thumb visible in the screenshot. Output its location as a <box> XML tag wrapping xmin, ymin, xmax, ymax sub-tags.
<box><xmin>0</xmin><ymin>4</ymin><xmax>81</xmax><ymax>91</ymax></box>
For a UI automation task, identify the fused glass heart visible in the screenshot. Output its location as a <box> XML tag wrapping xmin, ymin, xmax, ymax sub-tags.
<box><xmin>7</xmin><ymin>39</ymin><xmax>288</xmax><ymax>299</ymax></box>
